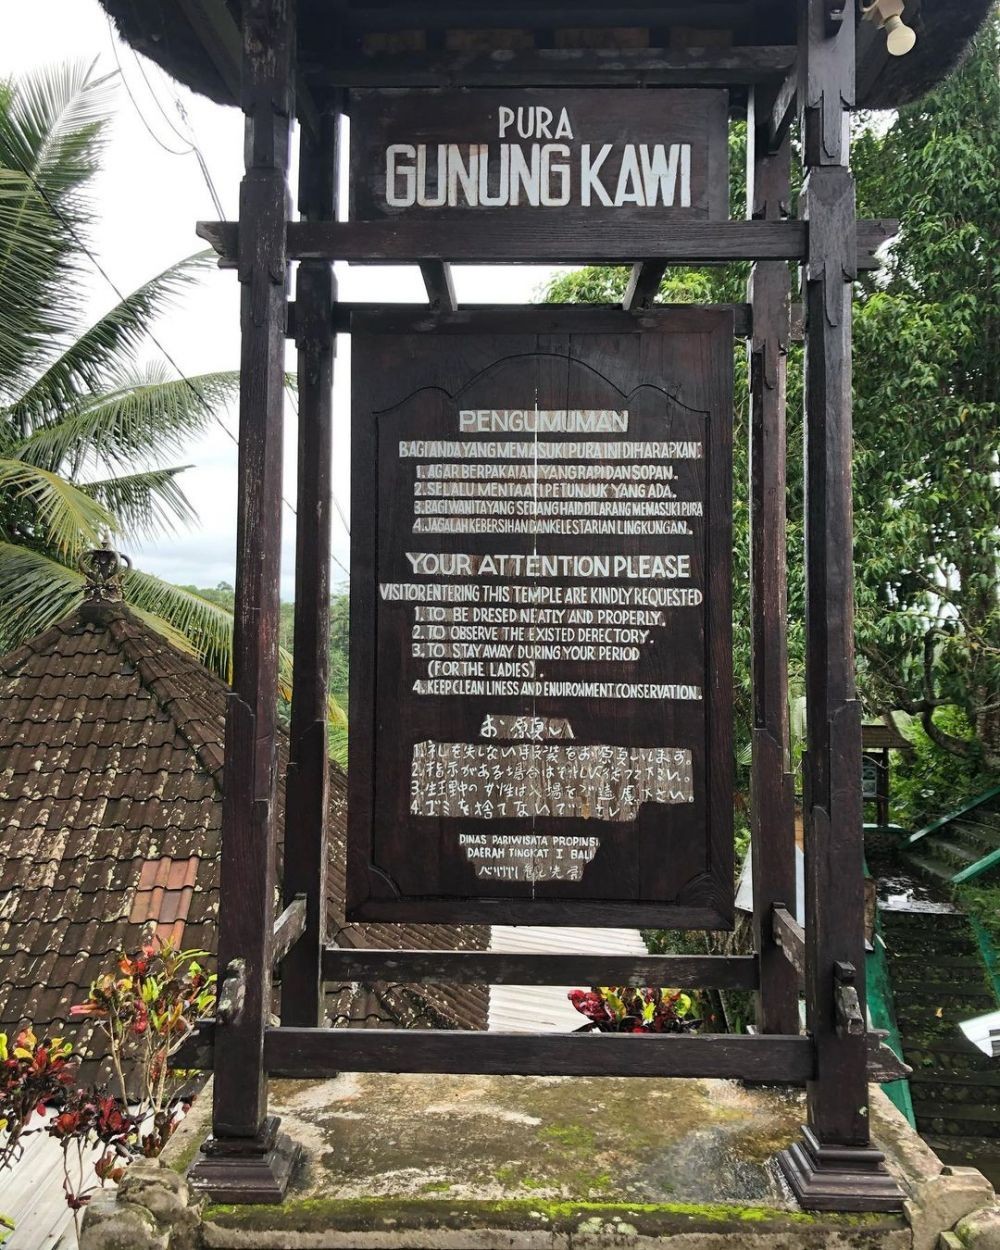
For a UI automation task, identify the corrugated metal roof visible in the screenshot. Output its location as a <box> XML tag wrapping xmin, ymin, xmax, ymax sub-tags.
<box><xmin>488</xmin><ymin>926</ymin><xmax>649</xmax><ymax>1033</ymax></box>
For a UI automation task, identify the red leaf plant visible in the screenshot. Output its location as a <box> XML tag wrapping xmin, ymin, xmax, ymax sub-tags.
<box><xmin>568</xmin><ymin>986</ymin><xmax>701</xmax><ymax>1033</ymax></box>
<box><xmin>1</xmin><ymin>933</ymin><xmax>216</xmax><ymax>1240</ymax></box>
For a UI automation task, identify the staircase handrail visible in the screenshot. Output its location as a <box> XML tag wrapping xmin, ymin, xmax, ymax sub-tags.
<box><xmin>907</xmin><ymin>783</ymin><xmax>1000</xmax><ymax>849</ymax></box>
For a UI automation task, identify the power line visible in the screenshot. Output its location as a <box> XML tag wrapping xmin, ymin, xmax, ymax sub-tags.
<box><xmin>106</xmin><ymin>21</ymin><xmax>193</xmax><ymax>157</ymax></box>
<box><xmin>129</xmin><ymin>47</ymin><xmax>194</xmax><ymax>148</ymax></box>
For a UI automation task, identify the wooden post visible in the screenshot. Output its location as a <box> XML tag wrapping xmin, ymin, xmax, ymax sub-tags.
<box><xmin>746</xmin><ymin>90</ymin><xmax>799</xmax><ymax>1037</ymax></box>
<box><xmin>281</xmin><ymin>104</ymin><xmax>339</xmax><ymax>1027</ymax></box>
<box><xmin>777</xmin><ymin>0</ymin><xmax>902</xmax><ymax>1210</ymax></box>
<box><xmin>189</xmin><ymin>0</ymin><xmax>300</xmax><ymax>1202</ymax></box>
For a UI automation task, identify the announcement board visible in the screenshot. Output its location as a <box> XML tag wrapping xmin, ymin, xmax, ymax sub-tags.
<box><xmin>347</xmin><ymin>311</ymin><xmax>733</xmax><ymax>926</ymax></box>
<box><xmin>349</xmin><ymin>88</ymin><xmax>729</xmax><ymax>223</ymax></box>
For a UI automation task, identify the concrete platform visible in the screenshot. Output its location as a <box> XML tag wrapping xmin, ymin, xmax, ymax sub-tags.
<box><xmin>133</xmin><ymin>1072</ymin><xmax>989</xmax><ymax>1249</ymax></box>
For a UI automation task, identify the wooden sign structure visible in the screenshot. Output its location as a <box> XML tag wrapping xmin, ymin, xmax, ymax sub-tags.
<box><xmin>184</xmin><ymin>0</ymin><xmax>908</xmax><ymax>1217</ymax></box>
<box><xmin>349</xmin><ymin>314</ymin><xmax>733</xmax><ymax>926</ymax></box>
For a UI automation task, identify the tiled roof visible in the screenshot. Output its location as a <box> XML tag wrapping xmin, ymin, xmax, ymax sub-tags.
<box><xmin>0</xmin><ymin>600</ymin><xmax>487</xmax><ymax>1081</ymax></box>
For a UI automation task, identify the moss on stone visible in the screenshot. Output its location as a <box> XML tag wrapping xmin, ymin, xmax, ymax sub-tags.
<box><xmin>203</xmin><ymin>1195</ymin><xmax>905</xmax><ymax>1237</ymax></box>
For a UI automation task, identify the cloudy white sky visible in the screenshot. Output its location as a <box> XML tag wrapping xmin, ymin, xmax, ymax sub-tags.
<box><xmin>2</xmin><ymin>1</ymin><xmax>561</xmax><ymax>597</ymax></box>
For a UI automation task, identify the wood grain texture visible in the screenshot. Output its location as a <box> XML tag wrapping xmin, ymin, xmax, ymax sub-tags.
<box><xmin>199</xmin><ymin>218</ymin><xmax>893</xmax><ymax>268</ymax></box>
<box><xmin>272</xmin><ymin>896</ymin><xmax>307</xmax><ymax>969</ymax></box>
<box><xmin>746</xmin><ymin>93</ymin><xmax>799</xmax><ymax>1036</ymax></box>
<box><xmin>799</xmin><ymin>0</ymin><xmax>871</xmax><ymax>1150</ymax></box>
<box><xmin>301</xmin><ymin>46</ymin><xmax>797</xmax><ymax>90</ymax></box>
<box><xmin>322</xmin><ymin>948</ymin><xmax>759</xmax><ymax>988</ymax></box>
<box><xmin>265</xmin><ymin>1028</ymin><xmax>815</xmax><ymax>1081</ymax></box>
<box><xmin>282</xmin><ymin>105</ymin><xmax>338</xmax><ymax>1029</ymax></box>
<box><xmin>211</xmin><ymin>0</ymin><xmax>291</xmax><ymax>1142</ymax></box>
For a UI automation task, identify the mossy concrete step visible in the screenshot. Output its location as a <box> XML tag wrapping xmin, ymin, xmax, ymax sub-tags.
<box><xmin>950</xmin><ymin>819</ymin><xmax>1000</xmax><ymax>850</ymax></box>
<box><xmin>902</xmin><ymin>853</ymin><xmax>959</xmax><ymax>883</ymax></box>
<box><xmin>888</xmin><ymin>956</ymin><xmax>987</xmax><ymax>975</ymax></box>
<box><xmin>894</xmin><ymin>984</ymin><xmax>995</xmax><ymax>1006</ymax></box>
<box><xmin>881</xmin><ymin>909</ymin><xmax>969</xmax><ymax>929</ymax></box>
<box><xmin>923</xmin><ymin>838</ymin><xmax>981</xmax><ymax>869</ymax></box>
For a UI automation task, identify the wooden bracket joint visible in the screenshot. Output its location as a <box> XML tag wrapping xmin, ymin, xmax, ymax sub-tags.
<box><xmin>834</xmin><ymin>961</ymin><xmax>865</xmax><ymax>1038</ymax></box>
<box><xmin>217</xmin><ymin>957</ymin><xmax>247</xmax><ymax>1026</ymax></box>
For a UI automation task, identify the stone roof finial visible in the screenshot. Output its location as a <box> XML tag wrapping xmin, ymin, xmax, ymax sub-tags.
<box><xmin>79</xmin><ymin>537</ymin><xmax>131</xmax><ymax>604</ymax></box>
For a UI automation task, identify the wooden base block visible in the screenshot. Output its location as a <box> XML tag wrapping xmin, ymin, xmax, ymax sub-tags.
<box><xmin>777</xmin><ymin>1126</ymin><xmax>906</xmax><ymax>1212</ymax></box>
<box><xmin>188</xmin><ymin>1116</ymin><xmax>301</xmax><ymax>1203</ymax></box>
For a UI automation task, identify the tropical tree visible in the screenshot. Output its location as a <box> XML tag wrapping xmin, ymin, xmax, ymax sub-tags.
<box><xmin>0</xmin><ymin>61</ymin><xmax>241</xmax><ymax>676</ymax></box>
<box><xmin>852</xmin><ymin>13</ymin><xmax>1000</xmax><ymax>770</ymax></box>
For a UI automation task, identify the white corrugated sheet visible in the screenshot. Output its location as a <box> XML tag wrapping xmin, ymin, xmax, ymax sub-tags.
<box><xmin>1</xmin><ymin>1124</ymin><xmax>79</xmax><ymax>1250</ymax></box>
<box><xmin>488</xmin><ymin>926</ymin><xmax>649</xmax><ymax>1033</ymax></box>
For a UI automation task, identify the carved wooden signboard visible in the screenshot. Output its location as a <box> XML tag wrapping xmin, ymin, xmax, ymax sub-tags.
<box><xmin>349</xmin><ymin>88</ymin><xmax>730</xmax><ymax>224</ymax></box>
<box><xmin>347</xmin><ymin>310</ymin><xmax>734</xmax><ymax>926</ymax></box>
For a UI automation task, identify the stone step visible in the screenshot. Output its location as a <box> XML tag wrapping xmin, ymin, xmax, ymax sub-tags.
<box><xmin>924</xmin><ymin>837</ymin><xmax>980</xmax><ymax>869</ymax></box>
<box><xmin>895</xmin><ymin>984</ymin><xmax>995</xmax><ymax>1006</ymax></box>
<box><xmin>902</xmin><ymin>852</ymin><xmax>957</xmax><ymax>883</ymax></box>
<box><xmin>911</xmin><ymin>1101</ymin><xmax>1000</xmax><ymax>1131</ymax></box>
<box><xmin>950</xmin><ymin>819</ymin><xmax>1000</xmax><ymax>851</ymax></box>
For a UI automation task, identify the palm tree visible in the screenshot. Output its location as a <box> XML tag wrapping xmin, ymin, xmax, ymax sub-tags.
<box><xmin>0</xmin><ymin>62</ymin><xmax>244</xmax><ymax>678</ymax></box>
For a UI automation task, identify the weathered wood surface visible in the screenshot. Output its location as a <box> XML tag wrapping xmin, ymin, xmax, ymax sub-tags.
<box><xmin>282</xmin><ymin>106</ymin><xmax>337</xmax><ymax>1029</ymax></box>
<box><xmin>272</xmin><ymin>895</ymin><xmax>307</xmax><ymax>969</ymax></box>
<box><xmin>772</xmin><ymin>905</ymin><xmax>806</xmax><ymax>983</ymax></box>
<box><xmin>419</xmin><ymin>260</ymin><xmax>458</xmax><ymax>312</ymax></box>
<box><xmin>747</xmin><ymin>92</ymin><xmax>799</xmax><ymax>1037</ymax></box>
<box><xmin>210</xmin><ymin>0</ymin><xmax>292</xmax><ymax>1144</ymax></box>
<box><xmin>322</xmin><ymin>949</ymin><xmax>759</xmax><ymax>989</ymax></box>
<box><xmin>301</xmin><ymin>45</ymin><xmax>797</xmax><ymax>90</ymax></box>
<box><xmin>199</xmin><ymin>218</ymin><xmax>895</xmax><ymax>267</ymax></box>
<box><xmin>343</xmin><ymin>304</ymin><xmax>754</xmax><ymax>337</ymax></box>
<box><xmin>799</xmin><ymin>0</ymin><xmax>872</xmax><ymax>1154</ymax></box>
<box><xmin>264</xmin><ymin>1029</ymin><xmax>815</xmax><ymax>1081</ymax></box>
<box><xmin>622</xmin><ymin>263</ymin><xmax>667</xmax><ymax>312</ymax></box>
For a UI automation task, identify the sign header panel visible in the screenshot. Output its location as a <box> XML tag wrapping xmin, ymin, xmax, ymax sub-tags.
<box><xmin>347</xmin><ymin>311</ymin><xmax>734</xmax><ymax>927</ymax></box>
<box><xmin>349</xmin><ymin>88</ymin><xmax>730</xmax><ymax>225</ymax></box>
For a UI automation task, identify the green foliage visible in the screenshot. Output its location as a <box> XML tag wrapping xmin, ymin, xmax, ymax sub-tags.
<box><xmin>0</xmin><ymin>62</ymin><xmax>241</xmax><ymax>676</ymax></box>
<box><xmin>852</xmin><ymin>15</ymin><xmax>1000</xmax><ymax>769</ymax></box>
<box><xmin>889</xmin><ymin>709</ymin><xmax>995</xmax><ymax>830</ymax></box>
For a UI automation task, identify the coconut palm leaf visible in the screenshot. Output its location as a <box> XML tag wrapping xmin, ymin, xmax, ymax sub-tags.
<box><xmin>0</xmin><ymin>457</ymin><xmax>115</xmax><ymax>555</ymax></box>
<box><xmin>14</xmin><ymin>365</ymin><xmax>240</xmax><ymax>475</ymax></box>
<box><xmin>9</xmin><ymin>254</ymin><xmax>225</xmax><ymax>433</ymax></box>
<box><xmin>78</xmin><ymin>466</ymin><xmax>196</xmax><ymax>538</ymax></box>
<box><xmin>0</xmin><ymin>541</ymin><xmax>84</xmax><ymax>652</ymax></box>
<box><xmin>0</xmin><ymin>65</ymin><xmax>114</xmax><ymax>390</ymax></box>
<box><xmin>121</xmin><ymin>567</ymin><xmax>236</xmax><ymax>680</ymax></box>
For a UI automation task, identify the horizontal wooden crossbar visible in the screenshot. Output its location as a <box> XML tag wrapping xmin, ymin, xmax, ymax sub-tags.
<box><xmin>321</xmin><ymin>949</ymin><xmax>759</xmax><ymax>989</ymax></box>
<box><xmin>302</xmin><ymin>46</ymin><xmax>798</xmax><ymax>90</ymax></box>
<box><xmin>264</xmin><ymin>1029</ymin><xmax>815</xmax><ymax>1081</ymax></box>
<box><xmin>200</xmin><ymin>218</ymin><xmax>896</xmax><ymax>269</ymax></box>
<box><xmin>286</xmin><ymin>302</ymin><xmax>754</xmax><ymax>338</ymax></box>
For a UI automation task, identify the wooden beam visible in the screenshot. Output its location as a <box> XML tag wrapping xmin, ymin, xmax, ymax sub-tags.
<box><xmin>264</xmin><ymin>1030</ymin><xmax>816</xmax><ymax>1082</ymax></box>
<box><xmin>772</xmin><ymin>905</ymin><xmax>806</xmax><ymax>983</ymax></box>
<box><xmin>272</xmin><ymin>896</ymin><xmax>307</xmax><ymax>970</ymax></box>
<box><xmin>769</xmin><ymin>66</ymin><xmax>798</xmax><ymax>151</ymax></box>
<box><xmin>200</xmin><ymin>219</ymin><xmax>807</xmax><ymax>264</ymax></box>
<box><xmin>622</xmin><ymin>262</ymin><xmax>667</xmax><ymax>311</ymax></box>
<box><xmin>201</xmin><ymin>219</ymin><xmax>895</xmax><ymax>269</ymax></box>
<box><xmin>747</xmin><ymin>91</ymin><xmax>799</xmax><ymax>1036</ymax></box>
<box><xmin>281</xmin><ymin>106</ymin><xmax>338</xmax><ymax>1029</ymax></box>
<box><xmin>322</xmin><ymin>949</ymin><xmax>760</xmax><ymax>990</ymax></box>
<box><xmin>302</xmin><ymin>45</ymin><xmax>796</xmax><ymax>89</ymax></box>
<box><xmin>419</xmin><ymin>260</ymin><xmax>458</xmax><ymax>311</ymax></box>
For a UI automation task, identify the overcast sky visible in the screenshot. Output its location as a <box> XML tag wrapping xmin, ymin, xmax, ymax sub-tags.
<box><xmin>2</xmin><ymin>1</ymin><xmax>561</xmax><ymax>597</ymax></box>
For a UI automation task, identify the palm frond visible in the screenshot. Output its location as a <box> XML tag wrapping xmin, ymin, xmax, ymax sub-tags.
<box><xmin>78</xmin><ymin>466</ymin><xmax>197</xmax><ymax>539</ymax></box>
<box><xmin>9</xmin><ymin>254</ymin><xmax>226</xmax><ymax>430</ymax></box>
<box><xmin>0</xmin><ymin>541</ymin><xmax>84</xmax><ymax>653</ymax></box>
<box><xmin>15</xmin><ymin>366</ymin><xmax>240</xmax><ymax>476</ymax></box>
<box><xmin>0</xmin><ymin>65</ymin><xmax>116</xmax><ymax>392</ymax></box>
<box><xmin>122</xmin><ymin>567</ymin><xmax>235</xmax><ymax>681</ymax></box>
<box><xmin>0</xmin><ymin>457</ymin><xmax>116</xmax><ymax>555</ymax></box>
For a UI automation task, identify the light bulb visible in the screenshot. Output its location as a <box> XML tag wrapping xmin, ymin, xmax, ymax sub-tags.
<box><xmin>883</xmin><ymin>13</ymin><xmax>917</xmax><ymax>56</ymax></box>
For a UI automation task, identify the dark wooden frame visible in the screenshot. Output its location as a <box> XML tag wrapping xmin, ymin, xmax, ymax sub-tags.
<box><xmin>346</xmin><ymin>307</ymin><xmax>734</xmax><ymax>930</ymax></box>
<box><xmin>189</xmin><ymin>0</ymin><xmax>904</xmax><ymax>1215</ymax></box>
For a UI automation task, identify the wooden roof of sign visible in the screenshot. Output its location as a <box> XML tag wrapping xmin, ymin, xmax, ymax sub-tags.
<box><xmin>98</xmin><ymin>0</ymin><xmax>994</xmax><ymax>112</ymax></box>
<box><xmin>0</xmin><ymin>594</ymin><xmax>487</xmax><ymax>1083</ymax></box>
